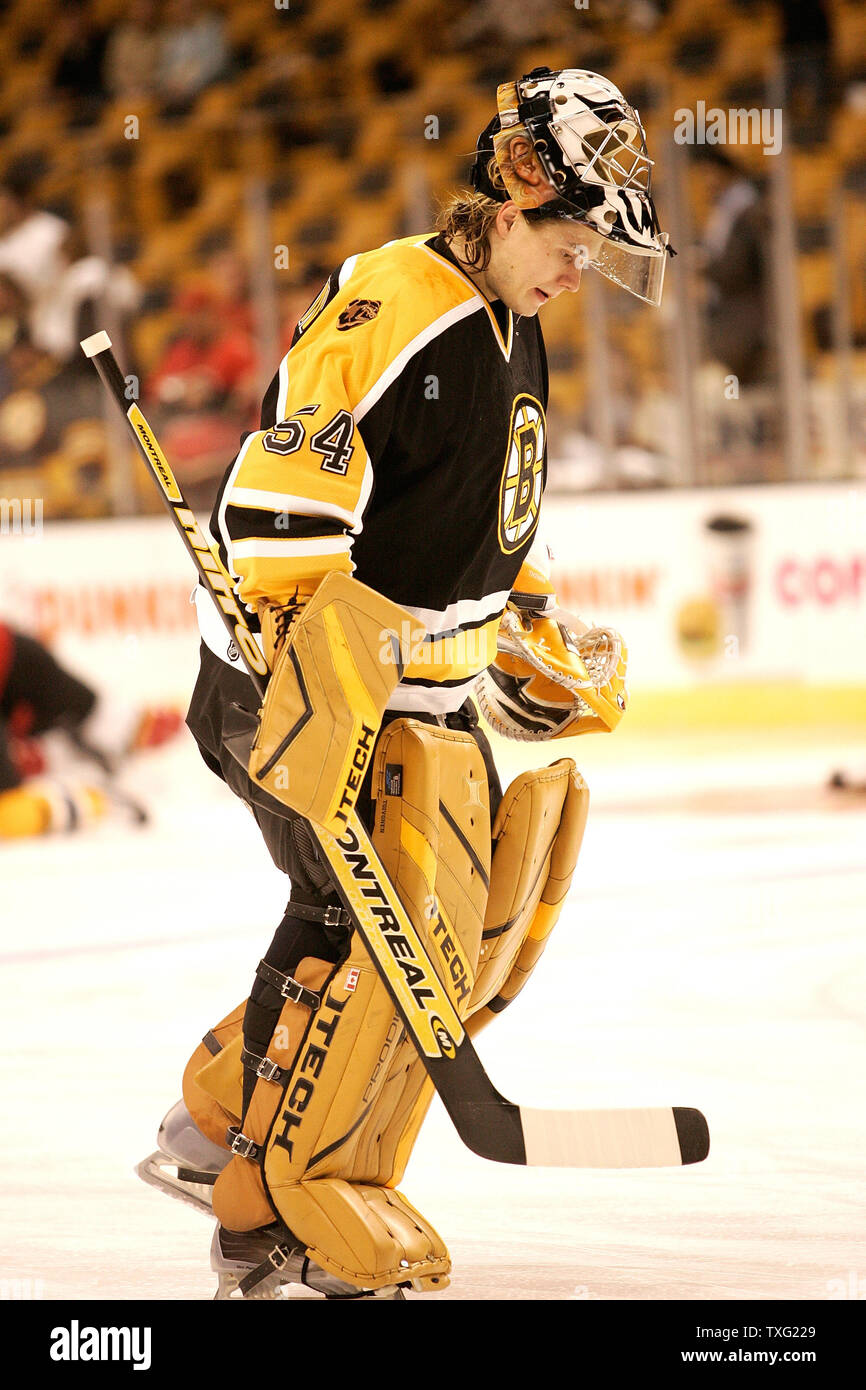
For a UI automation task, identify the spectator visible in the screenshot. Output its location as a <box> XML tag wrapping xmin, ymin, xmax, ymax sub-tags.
<box><xmin>51</xmin><ymin>1</ymin><xmax>110</xmax><ymax>125</ymax></box>
<box><xmin>692</xmin><ymin>149</ymin><xmax>773</xmax><ymax>388</ymax></box>
<box><xmin>30</xmin><ymin>230</ymin><xmax>142</xmax><ymax>364</ymax></box>
<box><xmin>0</xmin><ymin>167</ymin><xmax>69</xmax><ymax>306</ymax></box>
<box><xmin>156</xmin><ymin>0</ymin><xmax>231</xmax><ymax>110</ymax></box>
<box><xmin>104</xmin><ymin>0</ymin><xmax>163</xmax><ymax>101</ymax></box>
<box><xmin>144</xmin><ymin>285</ymin><xmax>258</xmax><ymax>501</ymax></box>
<box><xmin>771</xmin><ymin>0</ymin><xmax>834</xmax><ymax>144</ymax></box>
<box><xmin>0</xmin><ymin>325</ymin><xmax>101</xmax><ymax>473</ymax></box>
<box><xmin>200</xmin><ymin>244</ymin><xmax>254</xmax><ymax>336</ymax></box>
<box><xmin>0</xmin><ymin>174</ymin><xmax>140</xmax><ymax>365</ymax></box>
<box><xmin>147</xmin><ymin>285</ymin><xmax>257</xmax><ymax>414</ymax></box>
<box><xmin>0</xmin><ymin>274</ymin><xmax>28</xmax><ymax>384</ymax></box>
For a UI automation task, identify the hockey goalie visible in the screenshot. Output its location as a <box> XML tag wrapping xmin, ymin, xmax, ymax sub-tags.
<box><xmin>137</xmin><ymin>64</ymin><xmax>665</xmax><ymax>1299</ymax></box>
<box><xmin>139</xmin><ymin>545</ymin><xmax>628</xmax><ymax>1300</ymax></box>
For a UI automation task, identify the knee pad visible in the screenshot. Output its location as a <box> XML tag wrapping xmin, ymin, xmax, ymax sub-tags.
<box><xmin>200</xmin><ymin>719</ymin><xmax>491</xmax><ymax>1291</ymax></box>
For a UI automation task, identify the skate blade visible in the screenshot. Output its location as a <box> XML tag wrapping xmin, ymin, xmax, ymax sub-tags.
<box><xmin>136</xmin><ymin>1151</ymin><xmax>217</xmax><ymax>1217</ymax></box>
<box><xmin>214</xmin><ymin>1271</ymin><xmax>405</xmax><ymax>1301</ymax></box>
<box><xmin>323</xmin><ymin>1284</ymin><xmax>407</xmax><ymax>1301</ymax></box>
<box><xmin>214</xmin><ymin>1270</ymin><xmax>289</xmax><ymax>1301</ymax></box>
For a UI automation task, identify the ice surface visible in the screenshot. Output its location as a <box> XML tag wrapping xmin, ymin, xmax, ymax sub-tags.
<box><xmin>2</xmin><ymin>725</ymin><xmax>864</xmax><ymax>1301</ymax></box>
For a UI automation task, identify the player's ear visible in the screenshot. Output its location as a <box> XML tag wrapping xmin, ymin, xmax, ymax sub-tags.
<box><xmin>494</xmin><ymin>201</ymin><xmax>523</xmax><ymax>238</ymax></box>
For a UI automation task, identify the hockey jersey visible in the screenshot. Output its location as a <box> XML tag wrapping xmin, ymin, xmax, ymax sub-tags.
<box><xmin>195</xmin><ymin>232</ymin><xmax>549</xmax><ymax>715</ymax></box>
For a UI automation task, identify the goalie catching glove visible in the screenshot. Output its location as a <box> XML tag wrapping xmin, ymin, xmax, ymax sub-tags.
<box><xmin>476</xmin><ymin>553</ymin><xmax>628</xmax><ymax>741</ymax></box>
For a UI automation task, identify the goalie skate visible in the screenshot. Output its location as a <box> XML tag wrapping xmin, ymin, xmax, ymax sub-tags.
<box><xmin>211</xmin><ymin>1224</ymin><xmax>407</xmax><ymax>1301</ymax></box>
<box><xmin>136</xmin><ymin>1100</ymin><xmax>229</xmax><ymax>1217</ymax></box>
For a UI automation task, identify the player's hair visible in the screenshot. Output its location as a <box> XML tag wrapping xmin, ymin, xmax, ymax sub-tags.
<box><xmin>435</xmin><ymin>157</ymin><xmax>505</xmax><ymax>272</ymax></box>
<box><xmin>435</xmin><ymin>190</ymin><xmax>501</xmax><ymax>271</ymax></box>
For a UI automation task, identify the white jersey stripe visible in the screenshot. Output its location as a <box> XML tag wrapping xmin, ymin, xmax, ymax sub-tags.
<box><xmin>353</xmin><ymin>449</ymin><xmax>374</xmax><ymax>531</ymax></box>
<box><xmin>402</xmin><ymin>590</ymin><xmax>511</xmax><ymax>635</ymax></box>
<box><xmin>217</xmin><ymin>431</ymin><xmax>259</xmax><ymax>581</ymax></box>
<box><xmin>338</xmin><ymin>254</ymin><xmax>358</xmax><ymax>289</ymax></box>
<box><xmin>353</xmin><ymin>298</ymin><xmax>482</xmax><ymax>424</ymax></box>
<box><xmin>418</xmin><ymin>244</ymin><xmax>514</xmax><ymax>361</ymax></box>
<box><xmin>226</xmin><ymin>481</ymin><xmax>365</xmax><ymax>532</ymax></box>
<box><xmin>230</xmin><ymin>536</ymin><xmax>352</xmax><ymax>560</ymax></box>
<box><xmin>275</xmin><ymin>351</ymin><xmax>291</xmax><ymax>425</ymax></box>
<box><xmin>386</xmin><ymin>677</ymin><xmax>479</xmax><ymax>715</ymax></box>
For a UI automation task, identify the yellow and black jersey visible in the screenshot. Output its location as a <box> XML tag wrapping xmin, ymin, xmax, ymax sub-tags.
<box><xmin>192</xmin><ymin>231</ymin><xmax>548</xmax><ymax>716</ymax></box>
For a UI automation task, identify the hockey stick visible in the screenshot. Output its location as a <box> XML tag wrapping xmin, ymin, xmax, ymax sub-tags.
<box><xmin>64</xmin><ymin>726</ymin><xmax>150</xmax><ymax>825</ymax></box>
<box><xmin>82</xmin><ymin>330</ymin><xmax>709</xmax><ymax>1170</ymax></box>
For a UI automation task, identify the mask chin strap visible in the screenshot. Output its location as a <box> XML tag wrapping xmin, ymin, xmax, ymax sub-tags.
<box><xmin>648</xmin><ymin>194</ymin><xmax>676</xmax><ymax>257</ymax></box>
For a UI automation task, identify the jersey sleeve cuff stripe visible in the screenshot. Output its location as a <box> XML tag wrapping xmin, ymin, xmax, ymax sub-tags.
<box><xmin>402</xmin><ymin>590</ymin><xmax>511</xmax><ymax>634</ymax></box>
<box><xmin>386</xmin><ymin>678</ymin><xmax>478</xmax><ymax>714</ymax></box>
<box><xmin>224</xmin><ymin>486</ymin><xmax>358</xmax><ymax>528</ymax></box>
<box><xmin>231</xmin><ymin>536</ymin><xmax>352</xmax><ymax>559</ymax></box>
<box><xmin>216</xmin><ymin>430</ymin><xmax>259</xmax><ymax>581</ymax></box>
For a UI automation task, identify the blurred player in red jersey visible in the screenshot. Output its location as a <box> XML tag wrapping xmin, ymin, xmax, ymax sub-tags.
<box><xmin>0</xmin><ymin>620</ymin><xmax>181</xmax><ymax>837</ymax></box>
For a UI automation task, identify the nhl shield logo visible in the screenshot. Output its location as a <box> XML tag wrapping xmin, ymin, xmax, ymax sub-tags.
<box><xmin>499</xmin><ymin>394</ymin><xmax>545</xmax><ymax>554</ymax></box>
<box><xmin>337</xmin><ymin>298</ymin><xmax>381</xmax><ymax>331</ymax></box>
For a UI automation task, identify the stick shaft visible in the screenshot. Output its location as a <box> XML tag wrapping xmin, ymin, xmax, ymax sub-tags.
<box><xmin>83</xmin><ymin>334</ymin><xmax>268</xmax><ymax>694</ymax></box>
<box><xmin>81</xmin><ymin>333</ymin><xmax>469</xmax><ymax>1066</ymax></box>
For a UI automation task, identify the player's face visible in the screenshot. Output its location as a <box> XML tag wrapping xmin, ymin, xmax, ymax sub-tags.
<box><xmin>484</xmin><ymin>209</ymin><xmax>585</xmax><ymax>316</ymax></box>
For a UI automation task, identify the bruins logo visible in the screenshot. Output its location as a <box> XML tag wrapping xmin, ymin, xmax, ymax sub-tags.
<box><xmin>499</xmin><ymin>394</ymin><xmax>545</xmax><ymax>554</ymax></box>
<box><xmin>337</xmin><ymin>298</ymin><xmax>381</xmax><ymax>331</ymax></box>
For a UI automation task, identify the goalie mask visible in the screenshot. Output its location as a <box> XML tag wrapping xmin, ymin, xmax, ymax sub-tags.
<box><xmin>471</xmin><ymin>66</ymin><xmax>671</xmax><ymax>306</ymax></box>
<box><xmin>475</xmin><ymin>561</ymin><xmax>629</xmax><ymax>742</ymax></box>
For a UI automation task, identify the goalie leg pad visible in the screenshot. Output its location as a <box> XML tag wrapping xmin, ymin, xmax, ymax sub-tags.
<box><xmin>209</xmin><ymin>940</ymin><xmax>449</xmax><ymax>1289</ymax></box>
<box><xmin>467</xmin><ymin>759</ymin><xmax>589</xmax><ymax>1032</ymax></box>
<box><xmin>182</xmin><ymin>1001</ymin><xmax>247</xmax><ymax>1150</ymax></box>
<box><xmin>370</xmin><ymin>718</ymin><xmax>491</xmax><ymax>1010</ymax></box>
<box><xmin>208</xmin><ymin>719</ymin><xmax>493</xmax><ymax>1290</ymax></box>
<box><xmin>296</xmin><ymin>717</ymin><xmax>493</xmax><ymax>1195</ymax></box>
<box><xmin>273</xmin><ymin>1178</ymin><xmax>450</xmax><ymax>1294</ymax></box>
<box><xmin>208</xmin><ymin>955</ymin><xmax>336</xmax><ymax>1233</ymax></box>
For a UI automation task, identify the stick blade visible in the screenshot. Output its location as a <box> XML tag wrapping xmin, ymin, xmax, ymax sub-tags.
<box><xmin>673</xmin><ymin>1106</ymin><xmax>711</xmax><ymax>1165</ymax></box>
<box><xmin>521</xmin><ymin>1104</ymin><xmax>709</xmax><ymax>1168</ymax></box>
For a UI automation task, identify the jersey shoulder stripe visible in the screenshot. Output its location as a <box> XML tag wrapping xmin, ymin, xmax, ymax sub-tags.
<box><xmin>272</xmin><ymin>235</ymin><xmax>483</xmax><ymax>423</ymax></box>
